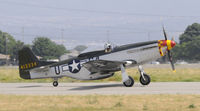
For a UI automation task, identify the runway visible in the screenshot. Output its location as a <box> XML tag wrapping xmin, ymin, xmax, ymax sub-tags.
<box><xmin>0</xmin><ymin>82</ymin><xmax>200</xmax><ymax>95</ymax></box>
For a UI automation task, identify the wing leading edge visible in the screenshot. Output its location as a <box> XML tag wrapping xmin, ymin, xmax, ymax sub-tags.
<box><xmin>83</xmin><ymin>60</ymin><xmax>134</xmax><ymax>74</ymax></box>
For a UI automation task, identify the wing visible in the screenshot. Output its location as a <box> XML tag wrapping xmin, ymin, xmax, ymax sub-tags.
<box><xmin>83</xmin><ymin>60</ymin><xmax>125</xmax><ymax>74</ymax></box>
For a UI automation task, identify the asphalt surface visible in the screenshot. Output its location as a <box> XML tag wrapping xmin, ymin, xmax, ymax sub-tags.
<box><xmin>0</xmin><ymin>82</ymin><xmax>200</xmax><ymax>95</ymax></box>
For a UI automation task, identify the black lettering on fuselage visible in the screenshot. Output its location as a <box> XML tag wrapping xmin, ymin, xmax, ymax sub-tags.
<box><xmin>88</xmin><ymin>57</ymin><xmax>99</xmax><ymax>61</ymax></box>
<box><xmin>54</xmin><ymin>66</ymin><xmax>60</xmax><ymax>75</ymax></box>
<box><xmin>80</xmin><ymin>56</ymin><xmax>99</xmax><ymax>63</ymax></box>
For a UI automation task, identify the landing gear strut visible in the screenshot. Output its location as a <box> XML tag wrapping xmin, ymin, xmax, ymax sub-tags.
<box><xmin>53</xmin><ymin>78</ymin><xmax>58</xmax><ymax>87</ymax></box>
<box><xmin>138</xmin><ymin>65</ymin><xmax>151</xmax><ymax>85</ymax></box>
<box><xmin>121</xmin><ymin>65</ymin><xmax>134</xmax><ymax>87</ymax></box>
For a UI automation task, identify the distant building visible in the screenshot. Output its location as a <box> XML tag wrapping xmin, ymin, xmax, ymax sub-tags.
<box><xmin>0</xmin><ymin>53</ymin><xmax>10</xmax><ymax>65</ymax></box>
<box><xmin>36</xmin><ymin>56</ymin><xmax>43</xmax><ymax>60</ymax></box>
<box><xmin>47</xmin><ymin>59</ymin><xmax>59</xmax><ymax>62</ymax></box>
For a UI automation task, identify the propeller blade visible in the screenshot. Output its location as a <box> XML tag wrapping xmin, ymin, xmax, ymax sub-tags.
<box><xmin>162</xmin><ymin>26</ymin><xmax>176</xmax><ymax>72</ymax></box>
<box><xmin>167</xmin><ymin>50</ymin><xmax>176</xmax><ymax>72</ymax></box>
<box><xmin>163</xmin><ymin>26</ymin><xmax>168</xmax><ymax>40</ymax></box>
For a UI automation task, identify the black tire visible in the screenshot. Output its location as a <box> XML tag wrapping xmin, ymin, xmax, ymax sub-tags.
<box><xmin>139</xmin><ymin>73</ymin><xmax>151</xmax><ymax>85</ymax></box>
<box><xmin>123</xmin><ymin>76</ymin><xmax>134</xmax><ymax>87</ymax></box>
<box><xmin>53</xmin><ymin>81</ymin><xmax>58</xmax><ymax>87</ymax></box>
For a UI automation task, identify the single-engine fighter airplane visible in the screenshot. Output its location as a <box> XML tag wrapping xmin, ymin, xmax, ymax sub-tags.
<box><xmin>18</xmin><ymin>28</ymin><xmax>176</xmax><ymax>87</ymax></box>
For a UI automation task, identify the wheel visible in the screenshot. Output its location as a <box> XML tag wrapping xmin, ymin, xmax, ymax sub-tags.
<box><xmin>139</xmin><ymin>73</ymin><xmax>151</xmax><ymax>85</ymax></box>
<box><xmin>53</xmin><ymin>81</ymin><xmax>58</xmax><ymax>87</ymax></box>
<box><xmin>123</xmin><ymin>76</ymin><xmax>134</xmax><ymax>87</ymax></box>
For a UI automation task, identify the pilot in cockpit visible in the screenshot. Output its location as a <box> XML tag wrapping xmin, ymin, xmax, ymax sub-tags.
<box><xmin>104</xmin><ymin>43</ymin><xmax>112</xmax><ymax>53</ymax></box>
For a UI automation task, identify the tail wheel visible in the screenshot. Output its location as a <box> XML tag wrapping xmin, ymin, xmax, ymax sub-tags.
<box><xmin>123</xmin><ymin>76</ymin><xmax>134</xmax><ymax>87</ymax></box>
<box><xmin>53</xmin><ymin>81</ymin><xmax>58</xmax><ymax>87</ymax></box>
<box><xmin>140</xmin><ymin>73</ymin><xmax>151</xmax><ymax>85</ymax></box>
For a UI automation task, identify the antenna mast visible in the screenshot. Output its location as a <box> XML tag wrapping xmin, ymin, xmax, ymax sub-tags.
<box><xmin>107</xmin><ymin>30</ymin><xmax>110</xmax><ymax>43</ymax></box>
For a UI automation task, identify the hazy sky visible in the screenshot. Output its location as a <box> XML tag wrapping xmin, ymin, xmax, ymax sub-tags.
<box><xmin>0</xmin><ymin>0</ymin><xmax>200</xmax><ymax>49</ymax></box>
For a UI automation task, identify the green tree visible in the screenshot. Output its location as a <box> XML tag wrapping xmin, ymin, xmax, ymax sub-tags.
<box><xmin>0</xmin><ymin>31</ymin><xmax>24</xmax><ymax>61</ymax></box>
<box><xmin>179</xmin><ymin>23</ymin><xmax>200</xmax><ymax>44</ymax></box>
<box><xmin>13</xmin><ymin>40</ymin><xmax>28</xmax><ymax>61</ymax></box>
<box><xmin>32</xmin><ymin>37</ymin><xmax>67</xmax><ymax>60</ymax></box>
<box><xmin>174</xmin><ymin>23</ymin><xmax>200</xmax><ymax>61</ymax></box>
<box><xmin>74</xmin><ymin>45</ymin><xmax>87</xmax><ymax>52</ymax></box>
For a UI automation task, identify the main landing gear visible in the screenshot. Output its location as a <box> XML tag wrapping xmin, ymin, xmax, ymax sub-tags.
<box><xmin>121</xmin><ymin>65</ymin><xmax>134</xmax><ymax>87</ymax></box>
<box><xmin>120</xmin><ymin>65</ymin><xmax>151</xmax><ymax>87</ymax></box>
<box><xmin>138</xmin><ymin>65</ymin><xmax>151</xmax><ymax>85</ymax></box>
<box><xmin>123</xmin><ymin>76</ymin><xmax>134</xmax><ymax>87</ymax></box>
<box><xmin>53</xmin><ymin>78</ymin><xmax>59</xmax><ymax>87</ymax></box>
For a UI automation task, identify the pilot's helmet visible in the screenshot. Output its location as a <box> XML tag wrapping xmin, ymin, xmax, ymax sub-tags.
<box><xmin>104</xmin><ymin>43</ymin><xmax>112</xmax><ymax>52</ymax></box>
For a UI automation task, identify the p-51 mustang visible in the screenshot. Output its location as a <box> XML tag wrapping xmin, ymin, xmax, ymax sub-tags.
<box><xmin>18</xmin><ymin>28</ymin><xmax>176</xmax><ymax>87</ymax></box>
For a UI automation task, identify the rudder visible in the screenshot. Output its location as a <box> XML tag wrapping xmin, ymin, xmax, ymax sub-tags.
<box><xmin>18</xmin><ymin>47</ymin><xmax>39</xmax><ymax>79</ymax></box>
